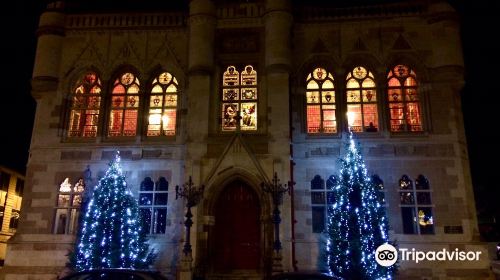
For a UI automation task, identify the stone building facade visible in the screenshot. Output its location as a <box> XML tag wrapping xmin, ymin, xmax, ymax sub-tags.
<box><xmin>1</xmin><ymin>0</ymin><xmax>492</xmax><ymax>279</ymax></box>
<box><xmin>0</xmin><ymin>166</ymin><xmax>24</xmax><ymax>265</ymax></box>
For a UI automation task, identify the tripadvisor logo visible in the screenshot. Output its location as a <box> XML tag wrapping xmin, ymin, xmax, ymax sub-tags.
<box><xmin>375</xmin><ymin>243</ymin><xmax>398</xmax><ymax>267</ymax></box>
<box><xmin>375</xmin><ymin>244</ymin><xmax>483</xmax><ymax>266</ymax></box>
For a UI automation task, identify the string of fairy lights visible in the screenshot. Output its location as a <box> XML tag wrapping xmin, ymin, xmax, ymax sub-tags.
<box><xmin>73</xmin><ymin>151</ymin><xmax>154</xmax><ymax>271</ymax></box>
<box><xmin>324</xmin><ymin>131</ymin><xmax>394</xmax><ymax>279</ymax></box>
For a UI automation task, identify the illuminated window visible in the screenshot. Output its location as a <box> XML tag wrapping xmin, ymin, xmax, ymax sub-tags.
<box><xmin>346</xmin><ymin>66</ymin><xmax>378</xmax><ymax>132</ymax></box>
<box><xmin>306</xmin><ymin>68</ymin><xmax>336</xmax><ymax>134</ymax></box>
<box><xmin>147</xmin><ymin>72</ymin><xmax>178</xmax><ymax>136</ymax></box>
<box><xmin>139</xmin><ymin>177</ymin><xmax>168</xmax><ymax>234</ymax></box>
<box><xmin>221</xmin><ymin>65</ymin><xmax>258</xmax><ymax>131</ymax></box>
<box><xmin>399</xmin><ymin>175</ymin><xmax>434</xmax><ymax>234</ymax></box>
<box><xmin>68</xmin><ymin>71</ymin><xmax>102</xmax><ymax>137</ymax></box>
<box><xmin>387</xmin><ymin>65</ymin><xmax>423</xmax><ymax>132</ymax></box>
<box><xmin>54</xmin><ymin>178</ymin><xmax>85</xmax><ymax>234</ymax></box>
<box><xmin>108</xmin><ymin>72</ymin><xmax>141</xmax><ymax>137</ymax></box>
<box><xmin>311</xmin><ymin>175</ymin><xmax>336</xmax><ymax>233</ymax></box>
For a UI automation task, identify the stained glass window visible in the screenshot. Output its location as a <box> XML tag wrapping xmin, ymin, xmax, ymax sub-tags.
<box><xmin>139</xmin><ymin>177</ymin><xmax>168</xmax><ymax>234</ymax></box>
<box><xmin>306</xmin><ymin>68</ymin><xmax>336</xmax><ymax>134</ymax></box>
<box><xmin>221</xmin><ymin>65</ymin><xmax>258</xmax><ymax>131</ymax></box>
<box><xmin>108</xmin><ymin>72</ymin><xmax>141</xmax><ymax>137</ymax></box>
<box><xmin>399</xmin><ymin>174</ymin><xmax>434</xmax><ymax>234</ymax></box>
<box><xmin>346</xmin><ymin>66</ymin><xmax>378</xmax><ymax>132</ymax></box>
<box><xmin>311</xmin><ymin>175</ymin><xmax>336</xmax><ymax>233</ymax></box>
<box><xmin>147</xmin><ymin>72</ymin><xmax>178</xmax><ymax>136</ymax></box>
<box><xmin>68</xmin><ymin>71</ymin><xmax>102</xmax><ymax>138</ymax></box>
<box><xmin>54</xmin><ymin>178</ymin><xmax>85</xmax><ymax>234</ymax></box>
<box><xmin>387</xmin><ymin>65</ymin><xmax>423</xmax><ymax>132</ymax></box>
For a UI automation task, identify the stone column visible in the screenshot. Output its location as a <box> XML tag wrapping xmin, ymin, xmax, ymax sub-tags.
<box><xmin>183</xmin><ymin>1</ymin><xmax>215</xmax><ymax>280</ymax></box>
<box><xmin>427</xmin><ymin>1</ymin><xmax>481</xmax><ymax>242</ymax></box>
<box><xmin>264</xmin><ymin>0</ymin><xmax>292</xmax><ymax>273</ymax></box>
<box><xmin>31</xmin><ymin>1</ymin><xmax>65</xmax><ymax>147</ymax></box>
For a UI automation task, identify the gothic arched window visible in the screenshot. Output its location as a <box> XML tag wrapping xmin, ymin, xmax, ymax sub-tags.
<box><xmin>108</xmin><ymin>72</ymin><xmax>141</xmax><ymax>137</ymax></box>
<box><xmin>54</xmin><ymin>178</ymin><xmax>85</xmax><ymax>234</ymax></box>
<box><xmin>68</xmin><ymin>71</ymin><xmax>102</xmax><ymax>137</ymax></box>
<box><xmin>147</xmin><ymin>72</ymin><xmax>178</xmax><ymax>136</ymax></box>
<box><xmin>310</xmin><ymin>175</ymin><xmax>336</xmax><ymax>233</ymax></box>
<box><xmin>346</xmin><ymin>66</ymin><xmax>378</xmax><ymax>132</ymax></box>
<box><xmin>387</xmin><ymin>65</ymin><xmax>423</xmax><ymax>132</ymax></box>
<box><xmin>138</xmin><ymin>176</ymin><xmax>168</xmax><ymax>234</ymax></box>
<box><xmin>306</xmin><ymin>68</ymin><xmax>336</xmax><ymax>134</ymax></box>
<box><xmin>399</xmin><ymin>174</ymin><xmax>434</xmax><ymax>234</ymax></box>
<box><xmin>221</xmin><ymin>65</ymin><xmax>258</xmax><ymax>131</ymax></box>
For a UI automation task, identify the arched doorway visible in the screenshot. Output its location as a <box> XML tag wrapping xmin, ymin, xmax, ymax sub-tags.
<box><xmin>213</xmin><ymin>180</ymin><xmax>261</xmax><ymax>272</ymax></box>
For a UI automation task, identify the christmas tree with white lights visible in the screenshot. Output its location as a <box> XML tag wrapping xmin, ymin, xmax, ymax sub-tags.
<box><xmin>324</xmin><ymin>132</ymin><xmax>394</xmax><ymax>279</ymax></box>
<box><xmin>71</xmin><ymin>151</ymin><xmax>155</xmax><ymax>271</ymax></box>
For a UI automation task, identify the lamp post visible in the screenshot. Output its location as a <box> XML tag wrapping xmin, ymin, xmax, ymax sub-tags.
<box><xmin>176</xmin><ymin>176</ymin><xmax>205</xmax><ymax>256</ymax></box>
<box><xmin>261</xmin><ymin>172</ymin><xmax>290</xmax><ymax>254</ymax></box>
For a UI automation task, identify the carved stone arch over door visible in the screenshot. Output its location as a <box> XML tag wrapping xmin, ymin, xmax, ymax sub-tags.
<box><xmin>197</xmin><ymin>171</ymin><xmax>273</xmax><ymax>278</ymax></box>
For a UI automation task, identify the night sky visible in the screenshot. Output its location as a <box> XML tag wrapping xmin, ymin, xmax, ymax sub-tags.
<box><xmin>1</xmin><ymin>0</ymin><xmax>497</xmax><ymax>229</ymax></box>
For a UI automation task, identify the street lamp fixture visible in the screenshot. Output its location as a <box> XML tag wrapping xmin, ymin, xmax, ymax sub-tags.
<box><xmin>176</xmin><ymin>176</ymin><xmax>205</xmax><ymax>256</ymax></box>
<box><xmin>261</xmin><ymin>172</ymin><xmax>291</xmax><ymax>253</ymax></box>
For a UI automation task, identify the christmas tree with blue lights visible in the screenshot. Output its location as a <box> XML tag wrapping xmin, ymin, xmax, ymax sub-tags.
<box><xmin>71</xmin><ymin>151</ymin><xmax>155</xmax><ymax>271</ymax></box>
<box><xmin>324</xmin><ymin>132</ymin><xmax>394</xmax><ymax>279</ymax></box>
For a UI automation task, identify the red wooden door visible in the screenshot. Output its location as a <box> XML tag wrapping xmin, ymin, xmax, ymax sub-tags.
<box><xmin>214</xmin><ymin>180</ymin><xmax>261</xmax><ymax>271</ymax></box>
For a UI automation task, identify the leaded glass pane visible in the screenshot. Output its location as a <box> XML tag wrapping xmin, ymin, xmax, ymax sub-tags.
<box><xmin>362</xmin><ymin>78</ymin><xmax>375</xmax><ymax>88</ymax></box>
<box><xmin>401</xmin><ymin>207</ymin><xmax>417</xmax><ymax>234</ymax></box>
<box><xmin>140</xmin><ymin>193</ymin><xmax>153</xmax><ymax>205</ymax></box>
<box><xmin>140</xmin><ymin>208</ymin><xmax>152</xmax><ymax>233</ymax></box>
<box><xmin>166</xmin><ymin>84</ymin><xmax>177</xmax><ymax>93</ymax></box>
<box><xmin>307</xmin><ymin>105</ymin><xmax>321</xmax><ymax>133</ymax></box>
<box><xmin>241</xmin><ymin>88</ymin><xmax>257</xmax><ymax>100</ymax></box>
<box><xmin>241</xmin><ymin>103</ymin><xmax>257</xmax><ymax>130</ymax></box>
<box><xmin>313</xmin><ymin>68</ymin><xmax>327</xmax><ymax>80</ymax></box>
<box><xmin>141</xmin><ymin>177</ymin><xmax>154</xmax><ymax>191</ymax></box>
<box><xmin>156</xmin><ymin>177</ymin><xmax>168</xmax><ymax>191</ymax></box>
<box><xmin>159</xmin><ymin>72</ymin><xmax>172</xmax><ymax>84</ymax></box>
<box><xmin>223</xmin><ymin>89</ymin><xmax>239</xmax><ymax>101</ymax></box>
<box><xmin>416</xmin><ymin>192</ymin><xmax>432</xmax><ymax>205</ymax></box>
<box><xmin>312</xmin><ymin>206</ymin><xmax>325</xmax><ymax>233</ymax></box>
<box><xmin>322</xmin><ymin>91</ymin><xmax>335</xmax><ymax>103</ymax></box>
<box><xmin>222</xmin><ymin>103</ymin><xmax>239</xmax><ymax>131</ymax></box>
<box><xmin>418</xmin><ymin>207</ymin><xmax>434</xmax><ymax>234</ymax></box>
<box><xmin>153</xmin><ymin>208</ymin><xmax>167</xmax><ymax>234</ymax></box>
<box><xmin>307</xmin><ymin>80</ymin><xmax>319</xmax><ymax>90</ymax></box>
<box><xmin>346</xmin><ymin>78</ymin><xmax>359</xmax><ymax>89</ymax></box>
<box><xmin>241</xmin><ymin>65</ymin><xmax>257</xmax><ymax>85</ymax></box>
<box><xmin>311</xmin><ymin>175</ymin><xmax>324</xmax><ymax>190</ymax></box>
<box><xmin>322</xmin><ymin>79</ymin><xmax>334</xmax><ymax>89</ymax></box>
<box><xmin>362</xmin><ymin>104</ymin><xmax>378</xmax><ymax>131</ymax></box>
<box><xmin>400</xmin><ymin>192</ymin><xmax>414</xmax><ymax>205</ymax></box>
<box><xmin>154</xmin><ymin>193</ymin><xmax>168</xmax><ymax>205</ymax></box>
<box><xmin>306</xmin><ymin>92</ymin><xmax>320</xmax><ymax>103</ymax></box>
<box><xmin>362</xmin><ymin>90</ymin><xmax>376</xmax><ymax>102</ymax></box>
<box><xmin>58</xmin><ymin>195</ymin><xmax>71</xmax><ymax>207</ymax></box>
<box><xmin>152</xmin><ymin>85</ymin><xmax>163</xmax><ymax>94</ymax></box>
<box><xmin>311</xmin><ymin>192</ymin><xmax>325</xmax><ymax>204</ymax></box>
<box><xmin>399</xmin><ymin>175</ymin><xmax>413</xmax><ymax>190</ymax></box>
<box><xmin>415</xmin><ymin>175</ymin><xmax>429</xmax><ymax>189</ymax></box>
<box><xmin>223</xmin><ymin>66</ymin><xmax>239</xmax><ymax>86</ymax></box>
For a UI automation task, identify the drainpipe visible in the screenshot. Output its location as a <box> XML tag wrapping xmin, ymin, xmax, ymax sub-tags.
<box><xmin>289</xmin><ymin>78</ymin><xmax>298</xmax><ymax>272</ymax></box>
